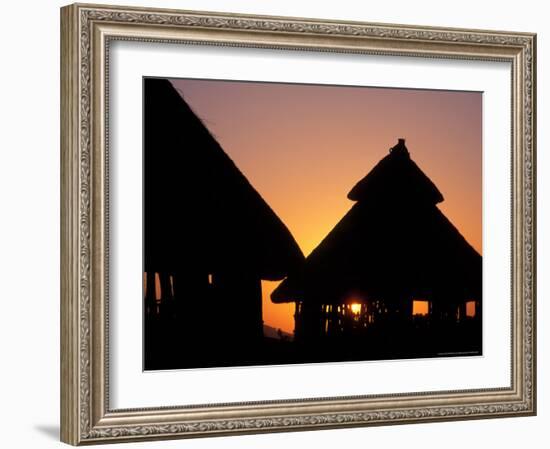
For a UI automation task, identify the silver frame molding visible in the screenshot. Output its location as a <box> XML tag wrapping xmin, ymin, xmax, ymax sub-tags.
<box><xmin>60</xmin><ymin>3</ymin><xmax>536</xmax><ymax>445</ymax></box>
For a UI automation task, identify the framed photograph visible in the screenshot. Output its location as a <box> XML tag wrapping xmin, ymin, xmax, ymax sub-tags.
<box><xmin>60</xmin><ymin>3</ymin><xmax>536</xmax><ymax>445</ymax></box>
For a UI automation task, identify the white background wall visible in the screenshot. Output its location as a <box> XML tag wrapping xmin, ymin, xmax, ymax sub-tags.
<box><xmin>0</xmin><ymin>0</ymin><xmax>546</xmax><ymax>448</ymax></box>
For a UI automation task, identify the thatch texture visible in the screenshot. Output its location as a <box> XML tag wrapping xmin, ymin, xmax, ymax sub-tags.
<box><xmin>144</xmin><ymin>78</ymin><xmax>304</xmax><ymax>280</ymax></box>
<box><xmin>347</xmin><ymin>139</ymin><xmax>444</xmax><ymax>204</ymax></box>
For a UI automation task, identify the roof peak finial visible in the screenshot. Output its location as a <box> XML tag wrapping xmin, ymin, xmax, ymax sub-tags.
<box><xmin>390</xmin><ymin>138</ymin><xmax>409</xmax><ymax>157</ymax></box>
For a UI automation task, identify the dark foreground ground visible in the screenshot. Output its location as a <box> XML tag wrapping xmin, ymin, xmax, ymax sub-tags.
<box><xmin>144</xmin><ymin>317</ymin><xmax>482</xmax><ymax>371</ymax></box>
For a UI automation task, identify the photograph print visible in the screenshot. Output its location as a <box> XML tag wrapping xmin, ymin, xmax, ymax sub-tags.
<box><xmin>143</xmin><ymin>77</ymin><xmax>482</xmax><ymax>371</ymax></box>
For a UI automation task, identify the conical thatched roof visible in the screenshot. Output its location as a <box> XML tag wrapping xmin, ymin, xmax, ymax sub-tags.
<box><xmin>347</xmin><ymin>139</ymin><xmax>444</xmax><ymax>204</ymax></box>
<box><xmin>272</xmin><ymin>140</ymin><xmax>481</xmax><ymax>304</ymax></box>
<box><xmin>144</xmin><ymin>78</ymin><xmax>304</xmax><ymax>280</ymax></box>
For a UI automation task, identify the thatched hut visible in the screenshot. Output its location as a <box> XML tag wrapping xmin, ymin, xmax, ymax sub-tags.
<box><xmin>272</xmin><ymin>139</ymin><xmax>482</xmax><ymax>342</ymax></box>
<box><xmin>143</xmin><ymin>78</ymin><xmax>304</xmax><ymax>353</ymax></box>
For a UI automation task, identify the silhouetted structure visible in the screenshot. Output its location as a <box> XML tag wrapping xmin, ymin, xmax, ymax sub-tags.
<box><xmin>272</xmin><ymin>139</ymin><xmax>482</xmax><ymax>351</ymax></box>
<box><xmin>143</xmin><ymin>78</ymin><xmax>304</xmax><ymax>369</ymax></box>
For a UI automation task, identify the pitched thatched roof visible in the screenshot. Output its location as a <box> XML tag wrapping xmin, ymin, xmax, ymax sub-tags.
<box><xmin>272</xmin><ymin>140</ymin><xmax>481</xmax><ymax>304</ymax></box>
<box><xmin>144</xmin><ymin>78</ymin><xmax>304</xmax><ymax>279</ymax></box>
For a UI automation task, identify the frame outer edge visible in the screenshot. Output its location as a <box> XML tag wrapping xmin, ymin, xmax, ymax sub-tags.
<box><xmin>533</xmin><ymin>34</ymin><xmax>537</xmax><ymax>416</ymax></box>
<box><xmin>61</xmin><ymin>2</ymin><xmax>537</xmax><ymax>444</ymax></box>
<box><xmin>529</xmin><ymin>33</ymin><xmax>536</xmax><ymax>416</ymax></box>
<box><xmin>61</xmin><ymin>4</ymin><xmax>80</xmax><ymax>446</ymax></box>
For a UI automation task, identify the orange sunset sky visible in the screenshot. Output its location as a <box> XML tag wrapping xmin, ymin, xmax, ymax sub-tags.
<box><xmin>170</xmin><ymin>78</ymin><xmax>482</xmax><ymax>334</ymax></box>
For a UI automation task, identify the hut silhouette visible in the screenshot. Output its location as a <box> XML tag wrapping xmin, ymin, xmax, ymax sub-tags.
<box><xmin>143</xmin><ymin>78</ymin><xmax>304</xmax><ymax>367</ymax></box>
<box><xmin>272</xmin><ymin>139</ymin><xmax>482</xmax><ymax>346</ymax></box>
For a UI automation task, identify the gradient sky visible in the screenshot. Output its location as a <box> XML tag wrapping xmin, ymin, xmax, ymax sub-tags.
<box><xmin>170</xmin><ymin>78</ymin><xmax>482</xmax><ymax>334</ymax></box>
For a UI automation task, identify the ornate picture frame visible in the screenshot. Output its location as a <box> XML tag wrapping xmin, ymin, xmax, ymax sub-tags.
<box><xmin>60</xmin><ymin>3</ymin><xmax>536</xmax><ymax>445</ymax></box>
